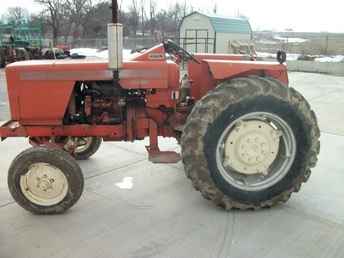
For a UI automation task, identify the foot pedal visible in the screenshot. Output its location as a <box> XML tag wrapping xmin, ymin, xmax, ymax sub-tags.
<box><xmin>148</xmin><ymin>151</ymin><xmax>181</xmax><ymax>164</ymax></box>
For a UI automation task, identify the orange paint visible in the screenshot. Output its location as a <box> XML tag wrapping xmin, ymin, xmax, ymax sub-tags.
<box><xmin>1</xmin><ymin>43</ymin><xmax>289</xmax><ymax>143</ymax></box>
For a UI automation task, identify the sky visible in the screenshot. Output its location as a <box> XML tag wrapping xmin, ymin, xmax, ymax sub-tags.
<box><xmin>0</xmin><ymin>0</ymin><xmax>343</xmax><ymax>33</ymax></box>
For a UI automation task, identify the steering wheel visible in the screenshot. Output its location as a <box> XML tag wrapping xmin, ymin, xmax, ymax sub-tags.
<box><xmin>163</xmin><ymin>40</ymin><xmax>200</xmax><ymax>64</ymax></box>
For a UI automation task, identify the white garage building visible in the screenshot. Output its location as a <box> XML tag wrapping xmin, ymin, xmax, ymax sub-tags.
<box><xmin>179</xmin><ymin>12</ymin><xmax>253</xmax><ymax>54</ymax></box>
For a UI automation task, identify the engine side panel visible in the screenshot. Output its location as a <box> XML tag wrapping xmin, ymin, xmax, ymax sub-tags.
<box><xmin>5</xmin><ymin>68</ymin><xmax>74</xmax><ymax>125</ymax></box>
<box><xmin>5</xmin><ymin>54</ymin><xmax>178</xmax><ymax>125</ymax></box>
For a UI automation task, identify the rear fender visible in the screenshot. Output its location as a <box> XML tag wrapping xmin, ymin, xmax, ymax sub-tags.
<box><xmin>205</xmin><ymin>60</ymin><xmax>288</xmax><ymax>85</ymax></box>
<box><xmin>188</xmin><ymin>59</ymin><xmax>288</xmax><ymax>101</ymax></box>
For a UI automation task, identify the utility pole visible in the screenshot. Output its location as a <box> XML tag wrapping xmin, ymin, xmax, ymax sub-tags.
<box><xmin>213</xmin><ymin>0</ymin><xmax>217</xmax><ymax>14</ymax></box>
<box><xmin>149</xmin><ymin>0</ymin><xmax>155</xmax><ymax>36</ymax></box>
<box><xmin>325</xmin><ymin>33</ymin><xmax>329</xmax><ymax>55</ymax></box>
<box><xmin>141</xmin><ymin>0</ymin><xmax>145</xmax><ymax>37</ymax></box>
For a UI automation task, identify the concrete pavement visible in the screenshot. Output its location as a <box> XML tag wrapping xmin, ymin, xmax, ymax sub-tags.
<box><xmin>0</xmin><ymin>71</ymin><xmax>344</xmax><ymax>258</ymax></box>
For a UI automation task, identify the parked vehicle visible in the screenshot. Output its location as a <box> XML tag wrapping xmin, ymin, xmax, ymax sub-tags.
<box><xmin>0</xmin><ymin>4</ymin><xmax>320</xmax><ymax>214</ymax></box>
<box><xmin>0</xmin><ymin>24</ymin><xmax>43</xmax><ymax>67</ymax></box>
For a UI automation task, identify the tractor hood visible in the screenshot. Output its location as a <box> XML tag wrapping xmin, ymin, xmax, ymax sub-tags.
<box><xmin>5</xmin><ymin>43</ymin><xmax>171</xmax><ymax>82</ymax></box>
<box><xmin>6</xmin><ymin>59</ymin><xmax>111</xmax><ymax>80</ymax></box>
<box><xmin>4</xmin><ymin>54</ymin><xmax>180</xmax><ymax>124</ymax></box>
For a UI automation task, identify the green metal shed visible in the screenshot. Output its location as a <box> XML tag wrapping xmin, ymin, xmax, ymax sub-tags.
<box><xmin>179</xmin><ymin>11</ymin><xmax>253</xmax><ymax>54</ymax></box>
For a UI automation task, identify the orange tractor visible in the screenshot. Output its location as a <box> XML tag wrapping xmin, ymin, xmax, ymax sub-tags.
<box><xmin>0</xmin><ymin>5</ymin><xmax>320</xmax><ymax>214</ymax></box>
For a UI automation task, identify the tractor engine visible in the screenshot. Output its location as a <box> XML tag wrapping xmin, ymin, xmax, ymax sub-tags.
<box><xmin>68</xmin><ymin>81</ymin><xmax>124</xmax><ymax>125</ymax></box>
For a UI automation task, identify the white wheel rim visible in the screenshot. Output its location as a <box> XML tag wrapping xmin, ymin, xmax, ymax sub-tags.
<box><xmin>20</xmin><ymin>163</ymin><xmax>69</xmax><ymax>206</ymax></box>
<box><xmin>75</xmin><ymin>137</ymin><xmax>93</xmax><ymax>153</ymax></box>
<box><xmin>64</xmin><ymin>137</ymin><xmax>93</xmax><ymax>153</ymax></box>
<box><xmin>223</xmin><ymin>120</ymin><xmax>281</xmax><ymax>175</ymax></box>
<box><xmin>216</xmin><ymin>112</ymin><xmax>296</xmax><ymax>191</ymax></box>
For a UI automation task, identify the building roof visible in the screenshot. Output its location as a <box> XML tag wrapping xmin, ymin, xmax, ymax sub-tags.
<box><xmin>182</xmin><ymin>12</ymin><xmax>252</xmax><ymax>35</ymax></box>
<box><xmin>209</xmin><ymin>16</ymin><xmax>252</xmax><ymax>34</ymax></box>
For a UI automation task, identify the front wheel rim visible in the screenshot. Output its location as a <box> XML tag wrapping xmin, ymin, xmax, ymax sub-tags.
<box><xmin>63</xmin><ymin>137</ymin><xmax>93</xmax><ymax>154</ymax></box>
<box><xmin>215</xmin><ymin>112</ymin><xmax>297</xmax><ymax>191</ymax></box>
<box><xmin>20</xmin><ymin>163</ymin><xmax>69</xmax><ymax>206</ymax></box>
<box><xmin>74</xmin><ymin>137</ymin><xmax>93</xmax><ymax>153</ymax></box>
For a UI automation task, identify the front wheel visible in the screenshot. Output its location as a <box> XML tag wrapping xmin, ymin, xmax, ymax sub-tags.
<box><xmin>61</xmin><ymin>137</ymin><xmax>102</xmax><ymax>160</ymax></box>
<box><xmin>181</xmin><ymin>76</ymin><xmax>320</xmax><ymax>210</ymax></box>
<box><xmin>8</xmin><ymin>147</ymin><xmax>84</xmax><ymax>214</ymax></box>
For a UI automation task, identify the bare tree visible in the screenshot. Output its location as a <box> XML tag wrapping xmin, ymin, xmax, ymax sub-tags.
<box><xmin>35</xmin><ymin>0</ymin><xmax>195</xmax><ymax>47</ymax></box>
<box><xmin>182</xmin><ymin>0</ymin><xmax>194</xmax><ymax>17</ymax></box>
<box><xmin>83</xmin><ymin>1</ymin><xmax>109</xmax><ymax>38</ymax></box>
<box><xmin>128</xmin><ymin>0</ymin><xmax>139</xmax><ymax>36</ymax></box>
<box><xmin>36</xmin><ymin>0</ymin><xmax>94</xmax><ymax>45</ymax></box>
<box><xmin>169</xmin><ymin>3</ymin><xmax>184</xmax><ymax>35</ymax></box>
<box><xmin>35</xmin><ymin>0</ymin><xmax>66</xmax><ymax>45</ymax></box>
<box><xmin>140</xmin><ymin>0</ymin><xmax>145</xmax><ymax>36</ymax></box>
<box><xmin>149</xmin><ymin>0</ymin><xmax>156</xmax><ymax>36</ymax></box>
<box><xmin>213</xmin><ymin>3</ymin><xmax>217</xmax><ymax>14</ymax></box>
<box><xmin>64</xmin><ymin>0</ymin><xmax>93</xmax><ymax>41</ymax></box>
<box><xmin>183</xmin><ymin>0</ymin><xmax>187</xmax><ymax>17</ymax></box>
<box><xmin>6</xmin><ymin>7</ymin><xmax>29</xmax><ymax>25</ymax></box>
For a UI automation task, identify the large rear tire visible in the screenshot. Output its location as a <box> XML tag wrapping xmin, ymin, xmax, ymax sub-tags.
<box><xmin>8</xmin><ymin>147</ymin><xmax>84</xmax><ymax>214</ymax></box>
<box><xmin>181</xmin><ymin>76</ymin><xmax>320</xmax><ymax>210</ymax></box>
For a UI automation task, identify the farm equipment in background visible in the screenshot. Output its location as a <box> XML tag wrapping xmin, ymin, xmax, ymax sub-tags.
<box><xmin>41</xmin><ymin>47</ymin><xmax>69</xmax><ymax>60</ymax></box>
<box><xmin>229</xmin><ymin>40</ymin><xmax>257</xmax><ymax>56</ymax></box>
<box><xmin>0</xmin><ymin>24</ymin><xmax>43</xmax><ymax>68</ymax></box>
<box><xmin>0</xmin><ymin>1</ymin><xmax>320</xmax><ymax>214</ymax></box>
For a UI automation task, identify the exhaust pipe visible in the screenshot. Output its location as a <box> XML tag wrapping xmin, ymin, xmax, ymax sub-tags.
<box><xmin>108</xmin><ymin>23</ymin><xmax>123</xmax><ymax>70</ymax></box>
<box><xmin>109</xmin><ymin>0</ymin><xmax>122</xmax><ymax>84</ymax></box>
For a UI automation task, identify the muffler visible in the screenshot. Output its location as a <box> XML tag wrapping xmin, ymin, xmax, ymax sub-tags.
<box><xmin>107</xmin><ymin>23</ymin><xmax>123</xmax><ymax>70</ymax></box>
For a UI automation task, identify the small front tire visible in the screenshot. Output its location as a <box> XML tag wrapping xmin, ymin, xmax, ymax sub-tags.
<box><xmin>65</xmin><ymin>137</ymin><xmax>102</xmax><ymax>160</ymax></box>
<box><xmin>8</xmin><ymin>147</ymin><xmax>84</xmax><ymax>214</ymax></box>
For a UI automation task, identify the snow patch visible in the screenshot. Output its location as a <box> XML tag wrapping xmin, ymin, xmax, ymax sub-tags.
<box><xmin>115</xmin><ymin>177</ymin><xmax>134</xmax><ymax>190</ymax></box>
<box><xmin>314</xmin><ymin>55</ymin><xmax>344</xmax><ymax>63</ymax></box>
<box><xmin>257</xmin><ymin>52</ymin><xmax>301</xmax><ymax>61</ymax></box>
<box><xmin>257</xmin><ymin>52</ymin><xmax>344</xmax><ymax>63</ymax></box>
<box><xmin>274</xmin><ymin>36</ymin><xmax>308</xmax><ymax>43</ymax></box>
<box><xmin>257</xmin><ymin>40</ymin><xmax>278</xmax><ymax>45</ymax></box>
<box><xmin>70</xmin><ymin>48</ymin><xmax>99</xmax><ymax>57</ymax></box>
<box><xmin>70</xmin><ymin>48</ymin><xmax>133</xmax><ymax>59</ymax></box>
<box><xmin>287</xmin><ymin>53</ymin><xmax>302</xmax><ymax>61</ymax></box>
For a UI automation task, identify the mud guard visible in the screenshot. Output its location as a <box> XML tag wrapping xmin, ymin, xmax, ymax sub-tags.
<box><xmin>204</xmin><ymin>59</ymin><xmax>289</xmax><ymax>85</ymax></box>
